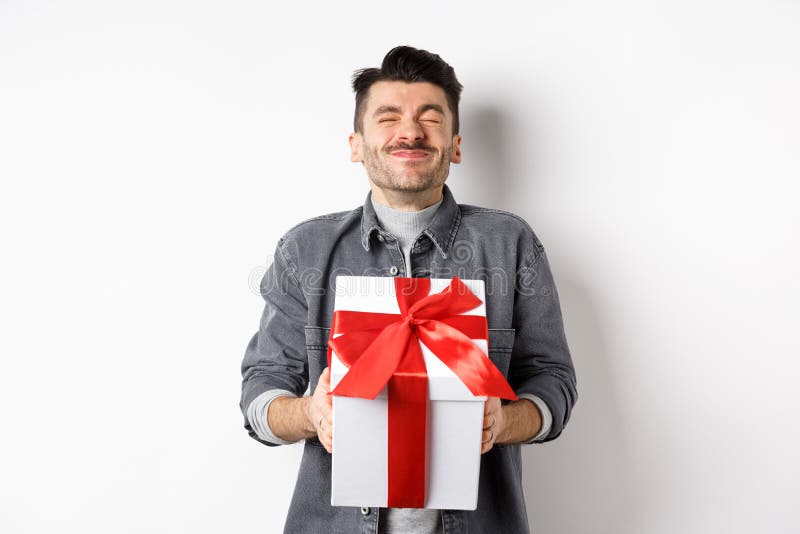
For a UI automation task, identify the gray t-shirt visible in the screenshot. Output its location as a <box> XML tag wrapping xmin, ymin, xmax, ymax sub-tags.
<box><xmin>370</xmin><ymin>196</ymin><xmax>442</xmax><ymax>277</ymax></box>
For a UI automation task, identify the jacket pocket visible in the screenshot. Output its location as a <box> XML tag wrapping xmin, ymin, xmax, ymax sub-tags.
<box><xmin>487</xmin><ymin>328</ymin><xmax>516</xmax><ymax>378</ymax></box>
<box><xmin>304</xmin><ymin>326</ymin><xmax>331</xmax><ymax>391</ymax></box>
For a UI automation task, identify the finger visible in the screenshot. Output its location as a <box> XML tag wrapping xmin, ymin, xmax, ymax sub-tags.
<box><xmin>314</xmin><ymin>401</ymin><xmax>331</xmax><ymax>425</ymax></box>
<box><xmin>313</xmin><ymin>393</ymin><xmax>333</xmax><ymax>420</ymax></box>
<box><xmin>318</xmin><ymin>367</ymin><xmax>331</xmax><ymax>388</ymax></box>
<box><xmin>483</xmin><ymin>414</ymin><xmax>495</xmax><ymax>430</ymax></box>
<box><xmin>481</xmin><ymin>429</ymin><xmax>494</xmax><ymax>454</ymax></box>
<box><xmin>485</xmin><ymin>397</ymin><xmax>500</xmax><ymax>415</ymax></box>
<box><xmin>318</xmin><ymin>427</ymin><xmax>329</xmax><ymax>447</ymax></box>
<box><xmin>318</xmin><ymin>416</ymin><xmax>333</xmax><ymax>441</ymax></box>
<box><xmin>318</xmin><ymin>398</ymin><xmax>332</xmax><ymax>418</ymax></box>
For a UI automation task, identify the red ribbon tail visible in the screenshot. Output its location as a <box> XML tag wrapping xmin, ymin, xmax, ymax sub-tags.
<box><xmin>418</xmin><ymin>321</ymin><xmax>517</xmax><ymax>401</ymax></box>
<box><xmin>387</xmin><ymin>372</ymin><xmax>428</xmax><ymax>508</ymax></box>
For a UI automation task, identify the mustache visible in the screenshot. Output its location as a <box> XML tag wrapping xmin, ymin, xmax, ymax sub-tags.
<box><xmin>386</xmin><ymin>143</ymin><xmax>434</xmax><ymax>153</ymax></box>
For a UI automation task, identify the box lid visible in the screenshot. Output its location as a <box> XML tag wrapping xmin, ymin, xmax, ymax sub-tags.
<box><xmin>329</xmin><ymin>276</ymin><xmax>489</xmax><ymax>402</ymax></box>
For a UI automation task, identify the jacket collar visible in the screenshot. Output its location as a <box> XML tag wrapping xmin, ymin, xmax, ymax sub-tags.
<box><xmin>360</xmin><ymin>184</ymin><xmax>462</xmax><ymax>259</ymax></box>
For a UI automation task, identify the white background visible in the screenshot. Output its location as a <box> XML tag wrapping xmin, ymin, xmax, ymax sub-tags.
<box><xmin>1</xmin><ymin>1</ymin><xmax>798</xmax><ymax>533</ymax></box>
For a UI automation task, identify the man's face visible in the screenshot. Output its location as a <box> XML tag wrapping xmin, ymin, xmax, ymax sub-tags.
<box><xmin>349</xmin><ymin>81</ymin><xmax>462</xmax><ymax>195</ymax></box>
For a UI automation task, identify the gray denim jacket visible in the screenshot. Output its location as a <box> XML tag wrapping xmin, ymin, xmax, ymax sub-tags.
<box><xmin>240</xmin><ymin>185</ymin><xmax>577</xmax><ymax>534</ymax></box>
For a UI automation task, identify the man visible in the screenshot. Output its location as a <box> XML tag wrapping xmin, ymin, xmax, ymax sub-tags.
<box><xmin>240</xmin><ymin>46</ymin><xmax>577</xmax><ymax>534</ymax></box>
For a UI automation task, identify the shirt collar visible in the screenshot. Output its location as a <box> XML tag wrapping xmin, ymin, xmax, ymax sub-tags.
<box><xmin>360</xmin><ymin>184</ymin><xmax>462</xmax><ymax>259</ymax></box>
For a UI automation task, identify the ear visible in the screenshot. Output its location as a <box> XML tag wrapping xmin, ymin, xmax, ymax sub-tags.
<box><xmin>349</xmin><ymin>132</ymin><xmax>363</xmax><ymax>162</ymax></box>
<box><xmin>450</xmin><ymin>134</ymin><xmax>462</xmax><ymax>164</ymax></box>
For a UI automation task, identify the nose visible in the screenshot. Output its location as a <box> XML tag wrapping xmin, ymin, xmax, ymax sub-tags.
<box><xmin>397</xmin><ymin>118</ymin><xmax>424</xmax><ymax>143</ymax></box>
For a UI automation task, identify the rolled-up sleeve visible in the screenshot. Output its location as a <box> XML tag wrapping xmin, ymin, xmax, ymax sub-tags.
<box><xmin>509</xmin><ymin>247</ymin><xmax>577</xmax><ymax>442</ymax></box>
<box><xmin>240</xmin><ymin>238</ymin><xmax>309</xmax><ymax>446</ymax></box>
<box><xmin>518</xmin><ymin>393</ymin><xmax>553</xmax><ymax>443</ymax></box>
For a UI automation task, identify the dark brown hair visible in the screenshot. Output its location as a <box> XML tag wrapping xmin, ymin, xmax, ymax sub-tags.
<box><xmin>352</xmin><ymin>46</ymin><xmax>463</xmax><ymax>134</ymax></box>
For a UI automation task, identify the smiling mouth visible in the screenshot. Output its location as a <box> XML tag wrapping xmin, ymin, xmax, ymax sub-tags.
<box><xmin>391</xmin><ymin>150</ymin><xmax>430</xmax><ymax>159</ymax></box>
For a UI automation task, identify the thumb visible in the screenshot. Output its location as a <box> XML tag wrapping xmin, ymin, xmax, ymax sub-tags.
<box><xmin>319</xmin><ymin>367</ymin><xmax>331</xmax><ymax>387</ymax></box>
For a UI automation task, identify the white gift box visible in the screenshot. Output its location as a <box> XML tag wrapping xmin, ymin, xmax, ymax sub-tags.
<box><xmin>329</xmin><ymin>275</ymin><xmax>489</xmax><ymax>510</ymax></box>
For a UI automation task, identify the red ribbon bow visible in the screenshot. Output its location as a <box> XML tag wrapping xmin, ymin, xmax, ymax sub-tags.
<box><xmin>328</xmin><ymin>276</ymin><xmax>517</xmax><ymax>508</ymax></box>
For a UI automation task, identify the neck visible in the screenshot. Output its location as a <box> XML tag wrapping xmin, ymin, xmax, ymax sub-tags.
<box><xmin>369</xmin><ymin>184</ymin><xmax>444</xmax><ymax>211</ymax></box>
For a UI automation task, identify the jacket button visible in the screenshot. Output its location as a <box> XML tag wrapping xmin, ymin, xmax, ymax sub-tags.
<box><xmin>389</xmin><ymin>266</ymin><xmax>399</xmax><ymax>276</ymax></box>
<box><xmin>360</xmin><ymin>507</ymin><xmax>370</xmax><ymax>515</ymax></box>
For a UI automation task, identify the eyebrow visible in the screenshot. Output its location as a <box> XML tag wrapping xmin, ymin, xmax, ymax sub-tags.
<box><xmin>418</xmin><ymin>104</ymin><xmax>445</xmax><ymax>116</ymax></box>
<box><xmin>373</xmin><ymin>105</ymin><xmax>402</xmax><ymax>117</ymax></box>
<box><xmin>372</xmin><ymin>104</ymin><xmax>446</xmax><ymax>118</ymax></box>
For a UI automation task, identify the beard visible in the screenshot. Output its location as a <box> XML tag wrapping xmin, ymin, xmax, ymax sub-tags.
<box><xmin>362</xmin><ymin>140</ymin><xmax>453</xmax><ymax>193</ymax></box>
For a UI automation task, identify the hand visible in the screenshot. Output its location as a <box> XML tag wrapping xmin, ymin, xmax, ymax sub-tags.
<box><xmin>481</xmin><ymin>397</ymin><xmax>505</xmax><ymax>454</ymax></box>
<box><xmin>306</xmin><ymin>367</ymin><xmax>334</xmax><ymax>453</ymax></box>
